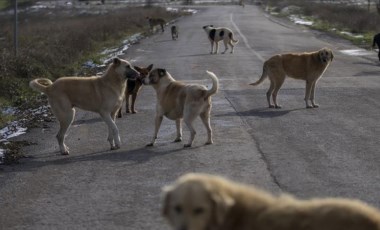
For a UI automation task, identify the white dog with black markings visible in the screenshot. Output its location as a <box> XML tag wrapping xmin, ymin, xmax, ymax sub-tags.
<box><xmin>203</xmin><ymin>25</ymin><xmax>239</xmax><ymax>54</ymax></box>
<box><xmin>142</xmin><ymin>68</ymin><xmax>219</xmax><ymax>148</ymax></box>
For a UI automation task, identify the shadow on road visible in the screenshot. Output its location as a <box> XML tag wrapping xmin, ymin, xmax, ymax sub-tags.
<box><xmin>3</xmin><ymin>146</ymin><xmax>185</xmax><ymax>173</ymax></box>
<box><xmin>216</xmin><ymin>107</ymin><xmax>304</xmax><ymax>118</ymax></box>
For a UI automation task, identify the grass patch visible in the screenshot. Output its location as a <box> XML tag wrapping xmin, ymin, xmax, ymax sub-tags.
<box><xmin>265</xmin><ymin>0</ymin><xmax>380</xmax><ymax>48</ymax></box>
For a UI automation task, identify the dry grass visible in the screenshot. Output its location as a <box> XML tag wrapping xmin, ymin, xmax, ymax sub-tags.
<box><xmin>0</xmin><ymin>6</ymin><xmax>181</xmax><ymax>105</ymax></box>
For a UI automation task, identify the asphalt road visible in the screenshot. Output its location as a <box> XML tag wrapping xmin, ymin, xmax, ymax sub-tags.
<box><xmin>1</xmin><ymin>5</ymin><xmax>380</xmax><ymax>230</ymax></box>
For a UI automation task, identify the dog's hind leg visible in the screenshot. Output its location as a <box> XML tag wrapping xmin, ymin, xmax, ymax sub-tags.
<box><xmin>183</xmin><ymin>107</ymin><xmax>199</xmax><ymax>147</ymax></box>
<box><xmin>229</xmin><ymin>40</ymin><xmax>235</xmax><ymax>54</ymax></box>
<box><xmin>272</xmin><ymin>77</ymin><xmax>285</xmax><ymax>109</ymax></box>
<box><xmin>101</xmin><ymin>112</ymin><xmax>121</xmax><ymax>150</ymax></box>
<box><xmin>200</xmin><ymin>108</ymin><xmax>213</xmax><ymax>145</ymax></box>
<box><xmin>266</xmin><ymin>81</ymin><xmax>275</xmax><ymax>108</ymax></box>
<box><xmin>54</xmin><ymin>107</ymin><xmax>75</xmax><ymax>155</ymax></box>
<box><xmin>174</xmin><ymin>119</ymin><xmax>183</xmax><ymax>142</ymax></box>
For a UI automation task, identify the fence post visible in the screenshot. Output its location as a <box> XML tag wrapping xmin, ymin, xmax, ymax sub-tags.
<box><xmin>13</xmin><ymin>0</ymin><xmax>18</xmax><ymax>56</ymax></box>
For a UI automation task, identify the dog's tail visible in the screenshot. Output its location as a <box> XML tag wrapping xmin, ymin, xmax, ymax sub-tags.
<box><xmin>29</xmin><ymin>78</ymin><xmax>53</xmax><ymax>94</ymax></box>
<box><xmin>229</xmin><ymin>32</ymin><xmax>239</xmax><ymax>44</ymax></box>
<box><xmin>249</xmin><ymin>63</ymin><xmax>268</xmax><ymax>86</ymax></box>
<box><xmin>205</xmin><ymin>71</ymin><xmax>219</xmax><ymax>97</ymax></box>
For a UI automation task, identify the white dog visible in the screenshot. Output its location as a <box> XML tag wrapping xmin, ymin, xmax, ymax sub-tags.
<box><xmin>203</xmin><ymin>25</ymin><xmax>239</xmax><ymax>54</ymax></box>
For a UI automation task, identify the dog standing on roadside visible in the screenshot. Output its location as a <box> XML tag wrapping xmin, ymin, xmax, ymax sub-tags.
<box><xmin>142</xmin><ymin>68</ymin><xmax>219</xmax><ymax>147</ymax></box>
<box><xmin>250</xmin><ymin>48</ymin><xmax>334</xmax><ymax>108</ymax></box>
<box><xmin>29</xmin><ymin>58</ymin><xmax>140</xmax><ymax>155</ymax></box>
<box><xmin>171</xmin><ymin>25</ymin><xmax>179</xmax><ymax>40</ymax></box>
<box><xmin>372</xmin><ymin>33</ymin><xmax>380</xmax><ymax>62</ymax></box>
<box><xmin>203</xmin><ymin>25</ymin><xmax>239</xmax><ymax>54</ymax></box>
<box><xmin>162</xmin><ymin>173</ymin><xmax>380</xmax><ymax>230</ymax></box>
<box><xmin>117</xmin><ymin>64</ymin><xmax>153</xmax><ymax>117</ymax></box>
<box><xmin>147</xmin><ymin>17</ymin><xmax>166</xmax><ymax>33</ymax></box>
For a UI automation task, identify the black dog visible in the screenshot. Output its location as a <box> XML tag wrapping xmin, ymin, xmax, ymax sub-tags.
<box><xmin>372</xmin><ymin>33</ymin><xmax>380</xmax><ymax>61</ymax></box>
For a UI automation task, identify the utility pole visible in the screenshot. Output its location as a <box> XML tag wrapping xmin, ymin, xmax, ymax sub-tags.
<box><xmin>14</xmin><ymin>0</ymin><xmax>18</xmax><ymax>56</ymax></box>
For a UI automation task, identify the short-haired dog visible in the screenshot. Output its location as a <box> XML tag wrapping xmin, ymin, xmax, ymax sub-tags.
<box><xmin>250</xmin><ymin>48</ymin><xmax>334</xmax><ymax>108</ymax></box>
<box><xmin>29</xmin><ymin>58</ymin><xmax>140</xmax><ymax>155</ymax></box>
<box><xmin>203</xmin><ymin>25</ymin><xmax>239</xmax><ymax>54</ymax></box>
<box><xmin>142</xmin><ymin>69</ymin><xmax>219</xmax><ymax>147</ymax></box>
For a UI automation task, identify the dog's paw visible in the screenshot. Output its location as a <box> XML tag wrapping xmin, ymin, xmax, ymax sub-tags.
<box><xmin>184</xmin><ymin>144</ymin><xmax>192</xmax><ymax>148</ymax></box>
<box><xmin>174</xmin><ymin>137</ymin><xmax>182</xmax><ymax>142</ymax></box>
<box><xmin>131</xmin><ymin>110</ymin><xmax>138</xmax><ymax>114</ymax></box>
<box><xmin>275</xmin><ymin>105</ymin><xmax>282</xmax><ymax>109</ymax></box>
<box><xmin>269</xmin><ymin>105</ymin><xmax>275</xmax><ymax>108</ymax></box>
<box><xmin>306</xmin><ymin>105</ymin><xmax>314</xmax><ymax>109</ymax></box>
<box><xmin>205</xmin><ymin>141</ymin><xmax>213</xmax><ymax>145</ymax></box>
<box><xmin>111</xmin><ymin>146</ymin><xmax>120</xmax><ymax>150</ymax></box>
<box><xmin>312</xmin><ymin>104</ymin><xmax>320</xmax><ymax>108</ymax></box>
<box><xmin>61</xmin><ymin>151</ymin><xmax>70</xmax><ymax>156</ymax></box>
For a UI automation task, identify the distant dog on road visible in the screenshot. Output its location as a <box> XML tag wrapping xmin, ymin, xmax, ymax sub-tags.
<box><xmin>147</xmin><ymin>17</ymin><xmax>166</xmax><ymax>32</ymax></box>
<box><xmin>142</xmin><ymin>68</ymin><xmax>219</xmax><ymax>147</ymax></box>
<box><xmin>30</xmin><ymin>58</ymin><xmax>140</xmax><ymax>155</ymax></box>
<box><xmin>250</xmin><ymin>48</ymin><xmax>334</xmax><ymax>108</ymax></box>
<box><xmin>162</xmin><ymin>173</ymin><xmax>380</xmax><ymax>230</ymax></box>
<box><xmin>117</xmin><ymin>64</ymin><xmax>153</xmax><ymax>117</ymax></box>
<box><xmin>203</xmin><ymin>25</ymin><xmax>239</xmax><ymax>54</ymax></box>
<box><xmin>372</xmin><ymin>33</ymin><xmax>380</xmax><ymax>61</ymax></box>
<box><xmin>171</xmin><ymin>25</ymin><xmax>179</xmax><ymax>40</ymax></box>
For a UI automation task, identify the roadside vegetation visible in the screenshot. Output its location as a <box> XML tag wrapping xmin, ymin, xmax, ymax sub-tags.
<box><xmin>264</xmin><ymin>0</ymin><xmax>380</xmax><ymax>48</ymax></box>
<box><xmin>0</xmin><ymin>3</ymin><xmax>187</xmax><ymax>163</ymax></box>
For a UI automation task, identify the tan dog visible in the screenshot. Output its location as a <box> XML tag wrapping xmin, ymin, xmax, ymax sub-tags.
<box><xmin>203</xmin><ymin>25</ymin><xmax>239</xmax><ymax>54</ymax></box>
<box><xmin>162</xmin><ymin>173</ymin><xmax>380</xmax><ymax>230</ymax></box>
<box><xmin>142</xmin><ymin>69</ymin><xmax>219</xmax><ymax>147</ymax></box>
<box><xmin>29</xmin><ymin>58</ymin><xmax>140</xmax><ymax>155</ymax></box>
<box><xmin>117</xmin><ymin>64</ymin><xmax>153</xmax><ymax>117</ymax></box>
<box><xmin>250</xmin><ymin>48</ymin><xmax>334</xmax><ymax>108</ymax></box>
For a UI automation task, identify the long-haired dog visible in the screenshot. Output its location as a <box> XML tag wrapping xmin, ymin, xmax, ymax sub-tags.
<box><xmin>29</xmin><ymin>58</ymin><xmax>140</xmax><ymax>155</ymax></box>
<box><xmin>142</xmin><ymin>69</ymin><xmax>219</xmax><ymax>147</ymax></box>
<box><xmin>250</xmin><ymin>48</ymin><xmax>334</xmax><ymax>108</ymax></box>
<box><xmin>203</xmin><ymin>25</ymin><xmax>239</xmax><ymax>54</ymax></box>
<box><xmin>162</xmin><ymin>173</ymin><xmax>380</xmax><ymax>230</ymax></box>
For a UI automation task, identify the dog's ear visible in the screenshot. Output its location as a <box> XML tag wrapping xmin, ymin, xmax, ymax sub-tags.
<box><xmin>113</xmin><ymin>58</ymin><xmax>121</xmax><ymax>66</ymax></box>
<box><xmin>147</xmin><ymin>64</ymin><xmax>154</xmax><ymax>72</ymax></box>
<box><xmin>210</xmin><ymin>189</ymin><xmax>235</xmax><ymax>226</ymax></box>
<box><xmin>161</xmin><ymin>185</ymin><xmax>173</xmax><ymax>218</ymax></box>
<box><xmin>158</xmin><ymin>68</ymin><xmax>167</xmax><ymax>77</ymax></box>
<box><xmin>134</xmin><ymin>66</ymin><xmax>142</xmax><ymax>73</ymax></box>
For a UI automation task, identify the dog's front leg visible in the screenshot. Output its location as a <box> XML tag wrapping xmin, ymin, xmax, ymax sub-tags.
<box><xmin>310</xmin><ymin>81</ymin><xmax>319</xmax><ymax>108</ymax></box>
<box><xmin>174</xmin><ymin>119</ymin><xmax>183</xmax><ymax>142</ymax></box>
<box><xmin>147</xmin><ymin>115</ymin><xmax>163</xmax><ymax>146</ymax></box>
<box><xmin>215</xmin><ymin>41</ymin><xmax>219</xmax><ymax>54</ymax></box>
<box><xmin>304</xmin><ymin>80</ymin><xmax>314</xmax><ymax>108</ymax></box>
<box><xmin>210</xmin><ymin>41</ymin><xmax>214</xmax><ymax>54</ymax></box>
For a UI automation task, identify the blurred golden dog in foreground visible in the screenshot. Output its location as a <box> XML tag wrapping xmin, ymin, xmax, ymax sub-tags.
<box><xmin>162</xmin><ymin>173</ymin><xmax>380</xmax><ymax>230</ymax></box>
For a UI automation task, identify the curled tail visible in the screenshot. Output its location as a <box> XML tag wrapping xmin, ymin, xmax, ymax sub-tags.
<box><xmin>29</xmin><ymin>78</ymin><xmax>53</xmax><ymax>94</ymax></box>
<box><xmin>205</xmin><ymin>70</ymin><xmax>219</xmax><ymax>97</ymax></box>
<box><xmin>229</xmin><ymin>32</ymin><xmax>239</xmax><ymax>44</ymax></box>
<box><xmin>249</xmin><ymin>63</ymin><xmax>268</xmax><ymax>86</ymax></box>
